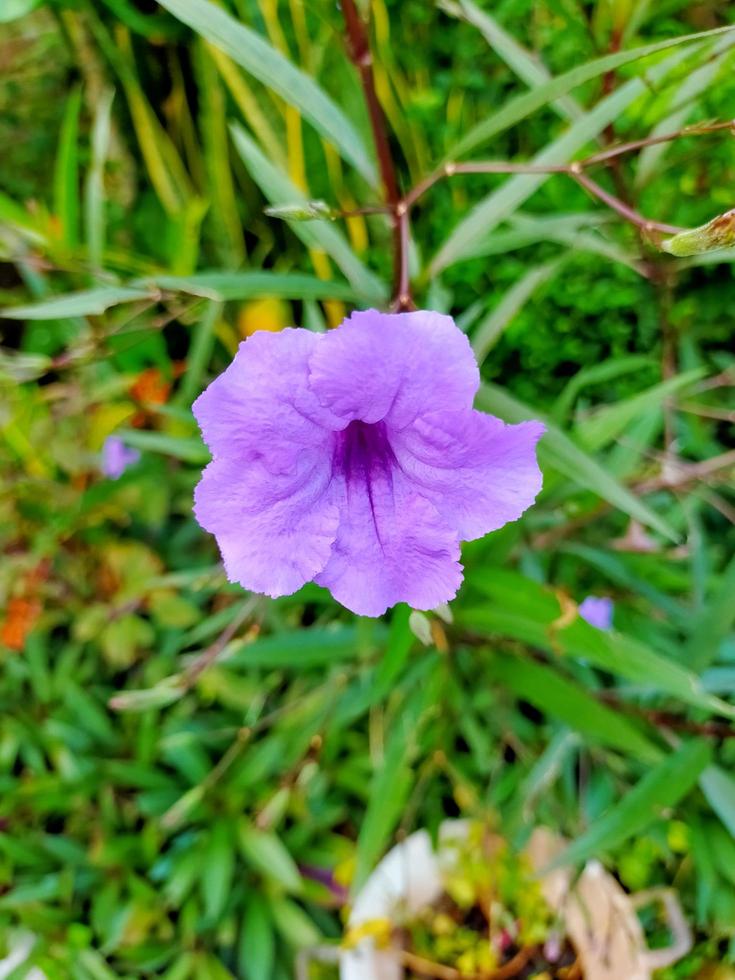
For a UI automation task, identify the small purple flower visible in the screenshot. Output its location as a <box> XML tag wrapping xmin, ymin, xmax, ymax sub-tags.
<box><xmin>102</xmin><ymin>436</ymin><xmax>140</xmax><ymax>479</ymax></box>
<box><xmin>192</xmin><ymin>310</ymin><xmax>544</xmax><ymax>616</ymax></box>
<box><xmin>579</xmin><ymin>595</ymin><xmax>614</xmax><ymax>630</ymax></box>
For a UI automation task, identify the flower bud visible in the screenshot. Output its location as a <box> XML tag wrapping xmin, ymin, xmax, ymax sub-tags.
<box><xmin>662</xmin><ymin>208</ymin><xmax>735</xmax><ymax>256</ymax></box>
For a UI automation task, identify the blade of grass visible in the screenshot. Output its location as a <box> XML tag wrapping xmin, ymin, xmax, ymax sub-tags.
<box><xmin>442</xmin><ymin>0</ymin><xmax>582</xmax><ymax>123</ymax></box>
<box><xmin>432</xmin><ymin>44</ymin><xmax>696</xmax><ymax>274</ymax></box>
<box><xmin>157</xmin><ymin>0</ymin><xmax>377</xmax><ymax>186</ymax></box>
<box><xmin>84</xmin><ymin>88</ymin><xmax>114</xmax><ymax>270</ymax></box>
<box><xmin>475</xmin><ymin>383</ymin><xmax>678</xmax><ymax>540</ymax></box>
<box><xmin>472</xmin><ymin>257</ymin><xmax>565</xmax><ymax>364</ymax></box>
<box><xmin>230</xmin><ymin>124</ymin><xmax>387</xmax><ymax>305</ymax></box>
<box><xmin>53</xmin><ymin>86</ymin><xmax>83</xmax><ymax>250</ymax></box>
<box><xmin>545</xmin><ymin>740</ymin><xmax>711</xmax><ymax>869</ymax></box>
<box><xmin>446</xmin><ymin>25</ymin><xmax>735</xmax><ymax>161</ymax></box>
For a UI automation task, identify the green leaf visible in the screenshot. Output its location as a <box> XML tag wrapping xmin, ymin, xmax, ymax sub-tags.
<box><xmin>353</xmin><ymin>662</ymin><xmax>443</xmax><ymax>890</ymax></box>
<box><xmin>635</xmin><ymin>34</ymin><xmax>735</xmax><ymax>187</ymax></box>
<box><xmin>237</xmin><ymin>821</ymin><xmax>302</xmax><ymax>893</ymax></box>
<box><xmin>488</xmin><ymin>653</ymin><xmax>661</xmax><ymax>761</ymax></box>
<box><xmin>224</xmin><ymin>625</ymin><xmax>382</xmax><ymax>670</ymax></box>
<box><xmin>240</xmin><ymin>895</ymin><xmax>275</xmax><ymax>980</ymax></box>
<box><xmin>475</xmin><ymin>383</ymin><xmax>678</xmax><ymax>541</ymax></box>
<box><xmin>156</xmin><ymin>0</ymin><xmax>377</xmax><ymax>186</ymax></box>
<box><xmin>145</xmin><ymin>270</ymin><xmax>357</xmax><ymax>302</ymax></box>
<box><xmin>115</xmin><ymin>428</ymin><xmax>209</xmax><ymax>464</ymax></box>
<box><xmin>175</xmin><ymin>300</ymin><xmax>222</xmax><ymax>407</ymax></box>
<box><xmin>443</xmin><ymin>0</ymin><xmax>582</xmax><ymax>122</ymax></box>
<box><xmin>432</xmin><ymin>43</ymin><xmax>702</xmax><ymax>273</ymax></box>
<box><xmin>685</xmin><ymin>554</ymin><xmax>735</xmax><ymax>671</ymax></box>
<box><xmin>546</xmin><ymin>741</ymin><xmax>711</xmax><ymax>869</ymax></box>
<box><xmin>85</xmin><ymin>88</ymin><xmax>115</xmax><ymax>269</ymax></box>
<box><xmin>0</xmin><ymin>0</ymin><xmax>41</xmax><ymax>22</ymax></box>
<box><xmin>268</xmin><ymin>896</ymin><xmax>320</xmax><ymax>948</ymax></box>
<box><xmin>53</xmin><ymin>86</ymin><xmax>82</xmax><ymax>249</ymax></box>
<box><xmin>472</xmin><ymin>257</ymin><xmax>564</xmax><ymax>363</ymax></box>
<box><xmin>576</xmin><ymin>369</ymin><xmax>704</xmax><ymax>451</ymax></box>
<box><xmin>108</xmin><ymin>677</ymin><xmax>183</xmax><ymax>713</ymax></box>
<box><xmin>201</xmin><ymin>821</ymin><xmax>235</xmax><ymax>922</ymax></box>
<box><xmin>230</xmin><ymin>125</ymin><xmax>387</xmax><ymax>305</ymax></box>
<box><xmin>700</xmin><ymin>766</ymin><xmax>735</xmax><ymax>838</ymax></box>
<box><xmin>0</xmin><ymin>286</ymin><xmax>153</xmax><ymax>321</ymax></box>
<box><xmin>460</xmin><ymin>570</ymin><xmax>735</xmax><ymax>717</ymax></box>
<box><xmin>446</xmin><ymin>24</ymin><xmax>735</xmax><ymax>161</ymax></box>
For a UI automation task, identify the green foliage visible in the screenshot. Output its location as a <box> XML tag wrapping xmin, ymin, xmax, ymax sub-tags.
<box><xmin>1</xmin><ymin>0</ymin><xmax>734</xmax><ymax>976</ymax></box>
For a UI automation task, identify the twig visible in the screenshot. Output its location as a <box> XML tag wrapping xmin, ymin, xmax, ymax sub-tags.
<box><xmin>178</xmin><ymin>599</ymin><xmax>257</xmax><ymax>691</ymax></box>
<box><xmin>570</xmin><ymin>170</ymin><xmax>682</xmax><ymax>236</ymax></box>
<box><xmin>339</xmin><ymin>0</ymin><xmax>412</xmax><ymax>309</ymax></box>
<box><xmin>597</xmin><ymin>692</ymin><xmax>735</xmax><ymax>739</ymax></box>
<box><xmin>582</xmin><ymin>119</ymin><xmax>735</xmax><ymax>166</ymax></box>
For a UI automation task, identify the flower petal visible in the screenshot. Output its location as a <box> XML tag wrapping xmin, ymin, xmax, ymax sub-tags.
<box><xmin>308</xmin><ymin>310</ymin><xmax>479</xmax><ymax>428</ymax></box>
<box><xmin>194</xmin><ymin>450</ymin><xmax>339</xmax><ymax>598</ymax></box>
<box><xmin>315</xmin><ymin>468</ymin><xmax>462</xmax><ymax>617</ymax></box>
<box><xmin>193</xmin><ymin>328</ymin><xmax>342</xmax><ymax>463</ymax></box>
<box><xmin>391</xmin><ymin>411</ymin><xmax>544</xmax><ymax>540</ymax></box>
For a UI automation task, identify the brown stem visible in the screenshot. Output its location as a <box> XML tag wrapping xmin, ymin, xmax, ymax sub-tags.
<box><xmin>339</xmin><ymin>0</ymin><xmax>410</xmax><ymax>308</ymax></box>
<box><xmin>570</xmin><ymin>170</ymin><xmax>682</xmax><ymax>236</ymax></box>
<box><xmin>582</xmin><ymin>119</ymin><xmax>735</xmax><ymax>167</ymax></box>
<box><xmin>179</xmin><ymin>600</ymin><xmax>256</xmax><ymax>691</ymax></box>
<box><xmin>597</xmin><ymin>692</ymin><xmax>735</xmax><ymax>739</ymax></box>
<box><xmin>401</xmin><ymin>118</ymin><xmax>734</xmax><ymax>237</ymax></box>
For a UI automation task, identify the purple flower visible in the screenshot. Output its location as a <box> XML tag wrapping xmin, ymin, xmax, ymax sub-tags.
<box><xmin>102</xmin><ymin>436</ymin><xmax>140</xmax><ymax>479</ymax></box>
<box><xmin>192</xmin><ymin>310</ymin><xmax>544</xmax><ymax>616</ymax></box>
<box><xmin>579</xmin><ymin>595</ymin><xmax>613</xmax><ymax>630</ymax></box>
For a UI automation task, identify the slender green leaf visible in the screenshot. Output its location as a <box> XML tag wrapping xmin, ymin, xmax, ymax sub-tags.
<box><xmin>0</xmin><ymin>287</ymin><xmax>153</xmax><ymax>320</ymax></box>
<box><xmin>444</xmin><ymin>0</ymin><xmax>582</xmax><ymax>121</ymax></box>
<box><xmin>230</xmin><ymin>125</ymin><xmax>387</xmax><ymax>305</ymax></box>
<box><xmin>0</xmin><ymin>0</ymin><xmax>41</xmax><ymax>22</ymax></box>
<box><xmin>85</xmin><ymin>88</ymin><xmax>114</xmax><ymax>269</ymax></box>
<box><xmin>157</xmin><ymin>0</ymin><xmax>377</xmax><ymax>185</ymax></box>
<box><xmin>240</xmin><ymin>895</ymin><xmax>275</xmax><ymax>980</ymax></box>
<box><xmin>576</xmin><ymin>369</ymin><xmax>704</xmax><ymax>451</ymax></box>
<box><xmin>175</xmin><ymin>301</ymin><xmax>221</xmax><ymax>407</ymax></box>
<box><xmin>635</xmin><ymin>34</ymin><xmax>735</xmax><ymax>186</ymax></box>
<box><xmin>700</xmin><ymin>766</ymin><xmax>735</xmax><ymax>838</ymax></box>
<box><xmin>488</xmin><ymin>653</ymin><xmax>661</xmax><ymax>761</ymax></box>
<box><xmin>53</xmin><ymin>86</ymin><xmax>82</xmax><ymax>249</ymax></box>
<box><xmin>353</xmin><ymin>663</ymin><xmax>442</xmax><ymax>890</ymax></box>
<box><xmin>224</xmin><ymin>626</ymin><xmax>381</xmax><ymax>670</ymax></box>
<box><xmin>237</xmin><ymin>821</ymin><xmax>302</xmax><ymax>893</ymax></box>
<box><xmin>460</xmin><ymin>570</ymin><xmax>735</xmax><ymax>717</ymax></box>
<box><xmin>116</xmin><ymin>428</ymin><xmax>209</xmax><ymax>464</ymax></box>
<box><xmin>684</xmin><ymin>554</ymin><xmax>735</xmax><ymax>671</ymax></box>
<box><xmin>145</xmin><ymin>270</ymin><xmax>357</xmax><ymax>302</ymax></box>
<box><xmin>432</xmin><ymin>44</ymin><xmax>699</xmax><ymax>273</ymax></box>
<box><xmin>201</xmin><ymin>822</ymin><xmax>235</xmax><ymax>921</ymax></box>
<box><xmin>476</xmin><ymin>383</ymin><xmax>678</xmax><ymax>540</ymax></box>
<box><xmin>547</xmin><ymin>741</ymin><xmax>711</xmax><ymax>869</ymax></box>
<box><xmin>472</xmin><ymin>257</ymin><xmax>564</xmax><ymax>363</ymax></box>
<box><xmin>447</xmin><ymin>25</ymin><xmax>735</xmax><ymax>160</ymax></box>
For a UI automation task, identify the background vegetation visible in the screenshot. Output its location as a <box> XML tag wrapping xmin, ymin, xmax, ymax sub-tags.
<box><xmin>1</xmin><ymin>0</ymin><xmax>734</xmax><ymax>976</ymax></box>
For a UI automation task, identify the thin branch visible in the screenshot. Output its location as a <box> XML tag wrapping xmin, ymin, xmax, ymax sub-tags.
<box><xmin>339</xmin><ymin>0</ymin><xmax>411</xmax><ymax>308</ymax></box>
<box><xmin>401</xmin><ymin>119</ymin><xmax>734</xmax><ymax>237</ymax></box>
<box><xmin>179</xmin><ymin>599</ymin><xmax>257</xmax><ymax>691</ymax></box>
<box><xmin>570</xmin><ymin>170</ymin><xmax>683</xmax><ymax>236</ymax></box>
<box><xmin>582</xmin><ymin>118</ymin><xmax>735</xmax><ymax>167</ymax></box>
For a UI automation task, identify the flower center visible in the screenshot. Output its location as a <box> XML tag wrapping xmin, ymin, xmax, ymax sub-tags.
<box><xmin>334</xmin><ymin>419</ymin><xmax>395</xmax><ymax>485</ymax></box>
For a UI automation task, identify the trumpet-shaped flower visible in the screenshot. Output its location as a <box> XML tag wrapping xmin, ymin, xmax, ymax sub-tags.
<box><xmin>193</xmin><ymin>310</ymin><xmax>544</xmax><ymax>616</ymax></box>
